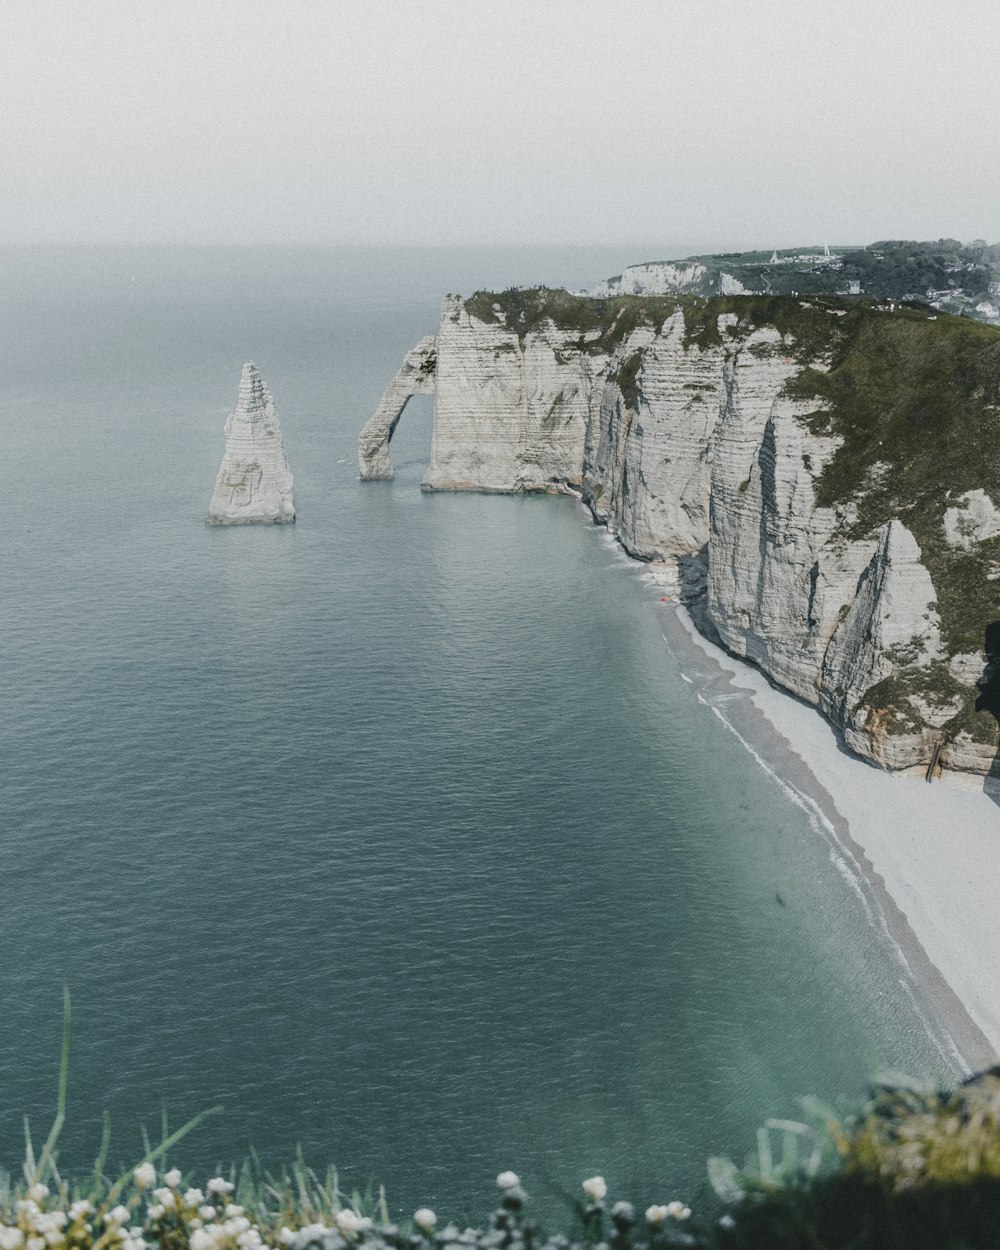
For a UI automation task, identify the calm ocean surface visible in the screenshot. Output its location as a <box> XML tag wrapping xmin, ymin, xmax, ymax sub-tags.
<box><xmin>0</xmin><ymin>247</ymin><xmax>952</xmax><ymax>1219</ymax></box>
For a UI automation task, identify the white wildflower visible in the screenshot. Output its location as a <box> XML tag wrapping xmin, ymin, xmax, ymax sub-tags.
<box><xmin>206</xmin><ymin>1179</ymin><xmax>234</xmax><ymax>1197</ymax></box>
<box><xmin>163</xmin><ymin>1170</ymin><xmax>182</xmax><ymax>1190</ymax></box>
<box><xmin>26</xmin><ymin>1238</ymin><xmax>45</xmax><ymax>1250</ymax></box>
<box><xmin>665</xmin><ymin>1201</ymin><xmax>691</xmax><ymax>1221</ymax></box>
<box><xmin>190</xmin><ymin>1231</ymin><xmax>213</xmax><ymax>1250</ymax></box>
<box><xmin>107</xmin><ymin>1207</ymin><xmax>130</xmax><ymax>1227</ymax></box>
<box><xmin>198</xmin><ymin>1207</ymin><xmax>217</xmax><ymax>1222</ymax></box>
<box><xmin>184</xmin><ymin>1190</ymin><xmax>205</xmax><ymax>1208</ymax></box>
<box><xmin>224</xmin><ymin>1206</ymin><xmax>244</xmax><ymax>1219</ymax></box>
<box><xmin>645</xmin><ymin>1205</ymin><xmax>668</xmax><ymax>1226</ymax></box>
<box><xmin>18</xmin><ymin>1204</ymin><xmax>41</xmax><ymax>1227</ymax></box>
<box><xmin>28</xmin><ymin>1187</ymin><xmax>49</xmax><ymax>1206</ymax></box>
<box><xmin>134</xmin><ymin>1164</ymin><xmax>156</xmax><ymax>1190</ymax></box>
<box><xmin>334</xmin><ymin>1211</ymin><xmax>371</xmax><ymax>1236</ymax></box>
<box><xmin>13</xmin><ymin>1211</ymin><xmax>34</xmax><ymax>1238</ymax></box>
<box><xmin>278</xmin><ymin>1229</ymin><xmax>295</xmax><ymax>1246</ymax></box>
<box><xmin>413</xmin><ymin>1209</ymin><xmax>437</xmax><ymax>1232</ymax></box>
<box><xmin>35</xmin><ymin>1215</ymin><xmax>66</xmax><ymax>1234</ymax></box>
<box><xmin>496</xmin><ymin>1172</ymin><xmax>520</xmax><ymax>1191</ymax></box>
<box><xmin>582</xmin><ymin>1176</ymin><xmax>607</xmax><ymax>1202</ymax></box>
<box><xmin>69</xmin><ymin>1202</ymin><xmax>93</xmax><ymax>1223</ymax></box>
<box><xmin>147</xmin><ymin>1207</ymin><xmax>165</xmax><ymax>1222</ymax></box>
<box><xmin>0</xmin><ymin>1231</ymin><xmax>25</xmax><ymax>1250</ymax></box>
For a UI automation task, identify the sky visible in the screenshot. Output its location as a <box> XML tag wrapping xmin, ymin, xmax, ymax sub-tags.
<box><xmin>2</xmin><ymin>0</ymin><xmax>999</xmax><ymax>250</ymax></box>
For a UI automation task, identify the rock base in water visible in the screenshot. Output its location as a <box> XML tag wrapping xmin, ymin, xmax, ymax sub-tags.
<box><xmin>207</xmin><ymin>362</ymin><xmax>295</xmax><ymax>525</ymax></box>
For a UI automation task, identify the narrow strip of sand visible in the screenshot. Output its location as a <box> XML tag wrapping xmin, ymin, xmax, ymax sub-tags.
<box><xmin>654</xmin><ymin>598</ymin><xmax>1000</xmax><ymax>1075</ymax></box>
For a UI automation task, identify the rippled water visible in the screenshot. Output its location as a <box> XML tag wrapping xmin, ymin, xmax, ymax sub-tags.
<box><xmin>0</xmin><ymin>247</ymin><xmax>952</xmax><ymax>1220</ymax></box>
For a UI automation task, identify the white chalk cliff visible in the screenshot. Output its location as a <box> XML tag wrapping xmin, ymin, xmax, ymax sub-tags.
<box><xmin>590</xmin><ymin>261</ymin><xmax>709</xmax><ymax>297</ymax></box>
<box><xmin>207</xmin><ymin>363</ymin><xmax>295</xmax><ymax>525</ymax></box>
<box><xmin>360</xmin><ymin>291</ymin><xmax>1000</xmax><ymax>782</ymax></box>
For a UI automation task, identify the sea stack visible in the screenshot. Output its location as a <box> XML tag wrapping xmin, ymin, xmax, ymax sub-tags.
<box><xmin>206</xmin><ymin>362</ymin><xmax>295</xmax><ymax>525</ymax></box>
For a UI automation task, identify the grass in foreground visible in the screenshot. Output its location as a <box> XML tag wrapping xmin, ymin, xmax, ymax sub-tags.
<box><xmin>6</xmin><ymin>997</ymin><xmax>1000</xmax><ymax>1250</ymax></box>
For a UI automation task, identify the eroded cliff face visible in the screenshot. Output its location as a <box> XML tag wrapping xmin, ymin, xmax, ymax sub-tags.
<box><xmin>424</xmin><ymin>295</ymin><xmax>605</xmax><ymax>493</ymax></box>
<box><xmin>359</xmin><ymin>291</ymin><xmax>1000</xmax><ymax>780</ymax></box>
<box><xmin>208</xmin><ymin>363</ymin><xmax>295</xmax><ymax>525</ymax></box>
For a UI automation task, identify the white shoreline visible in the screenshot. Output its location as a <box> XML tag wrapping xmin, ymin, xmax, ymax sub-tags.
<box><xmin>642</xmin><ymin>576</ymin><xmax>1000</xmax><ymax>1071</ymax></box>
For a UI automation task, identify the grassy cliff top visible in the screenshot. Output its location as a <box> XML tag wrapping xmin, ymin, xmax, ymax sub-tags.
<box><xmin>463</xmin><ymin>287</ymin><xmax>881</xmax><ymax>355</ymax></box>
<box><xmin>463</xmin><ymin>287</ymin><xmax>684</xmax><ymax>353</ymax></box>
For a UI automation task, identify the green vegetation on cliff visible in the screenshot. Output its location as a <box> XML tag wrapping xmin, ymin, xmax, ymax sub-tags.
<box><xmin>463</xmin><ymin>288</ymin><xmax>875</xmax><ymax>362</ymax></box>
<box><xmin>783</xmin><ymin>303</ymin><xmax>1000</xmax><ymax>742</ymax></box>
<box><xmin>463</xmin><ymin>287</ymin><xmax>682</xmax><ymax>355</ymax></box>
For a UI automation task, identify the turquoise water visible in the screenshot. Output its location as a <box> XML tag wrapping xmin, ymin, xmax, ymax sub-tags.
<box><xmin>0</xmin><ymin>247</ymin><xmax>951</xmax><ymax>1220</ymax></box>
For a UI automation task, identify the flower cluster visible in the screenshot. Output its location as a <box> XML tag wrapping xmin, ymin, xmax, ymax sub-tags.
<box><xmin>0</xmin><ymin>1168</ymin><xmax>696</xmax><ymax>1250</ymax></box>
<box><xmin>644</xmin><ymin>1202</ymin><xmax>691</xmax><ymax>1226</ymax></box>
<box><xmin>0</xmin><ymin>1184</ymin><xmax>147</xmax><ymax>1250</ymax></box>
<box><xmin>0</xmin><ymin>1171</ymin><xmax>276</xmax><ymax>1250</ymax></box>
<box><xmin>573</xmin><ymin>1176</ymin><xmax>693</xmax><ymax>1247</ymax></box>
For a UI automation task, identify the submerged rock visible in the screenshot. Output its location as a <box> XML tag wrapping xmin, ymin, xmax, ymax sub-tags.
<box><xmin>207</xmin><ymin>363</ymin><xmax>295</xmax><ymax>525</ymax></box>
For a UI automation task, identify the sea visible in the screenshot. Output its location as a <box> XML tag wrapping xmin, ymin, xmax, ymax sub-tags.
<box><xmin>0</xmin><ymin>246</ymin><xmax>955</xmax><ymax>1222</ymax></box>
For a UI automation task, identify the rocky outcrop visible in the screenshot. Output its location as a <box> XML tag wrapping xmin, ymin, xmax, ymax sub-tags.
<box><xmin>360</xmin><ymin>291</ymin><xmax>1000</xmax><ymax>780</ymax></box>
<box><xmin>818</xmin><ymin>522</ymin><xmax>943</xmax><ymax>766</ymax></box>
<box><xmin>359</xmin><ymin>336</ymin><xmax>437</xmax><ymax>479</ymax></box>
<box><xmin>207</xmin><ymin>363</ymin><xmax>294</xmax><ymax>525</ymax></box>
<box><xmin>944</xmin><ymin>490</ymin><xmax>1000</xmax><ymax>550</ymax></box>
<box><xmin>582</xmin><ymin>308</ymin><xmax>723</xmax><ymax>558</ymax></box>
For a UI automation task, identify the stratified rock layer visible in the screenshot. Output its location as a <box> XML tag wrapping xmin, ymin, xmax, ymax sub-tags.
<box><xmin>425</xmin><ymin>296</ymin><xmax>602</xmax><ymax>494</ymax></box>
<box><xmin>207</xmin><ymin>363</ymin><xmax>295</xmax><ymax>525</ymax></box>
<box><xmin>360</xmin><ymin>292</ymin><xmax>1000</xmax><ymax>780</ymax></box>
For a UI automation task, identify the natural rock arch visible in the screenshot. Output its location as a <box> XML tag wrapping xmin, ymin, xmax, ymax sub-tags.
<box><xmin>357</xmin><ymin>336</ymin><xmax>437</xmax><ymax>479</ymax></box>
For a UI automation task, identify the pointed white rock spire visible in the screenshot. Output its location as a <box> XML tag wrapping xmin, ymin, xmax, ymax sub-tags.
<box><xmin>206</xmin><ymin>362</ymin><xmax>295</xmax><ymax>525</ymax></box>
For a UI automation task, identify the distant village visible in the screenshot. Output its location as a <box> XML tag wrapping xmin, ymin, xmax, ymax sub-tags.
<box><xmin>732</xmin><ymin>242</ymin><xmax>999</xmax><ymax>322</ymax></box>
<box><xmin>586</xmin><ymin>239</ymin><xmax>1000</xmax><ymax>325</ymax></box>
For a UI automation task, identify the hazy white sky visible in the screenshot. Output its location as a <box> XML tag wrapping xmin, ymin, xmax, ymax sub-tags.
<box><xmin>3</xmin><ymin>0</ymin><xmax>998</xmax><ymax>249</ymax></box>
